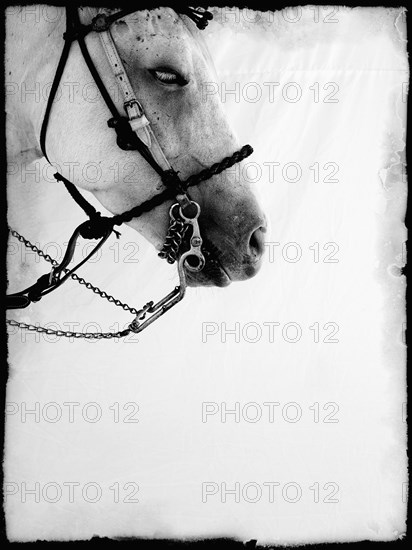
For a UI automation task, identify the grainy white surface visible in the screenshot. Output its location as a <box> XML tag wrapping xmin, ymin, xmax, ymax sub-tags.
<box><xmin>5</xmin><ymin>5</ymin><xmax>407</xmax><ymax>543</ymax></box>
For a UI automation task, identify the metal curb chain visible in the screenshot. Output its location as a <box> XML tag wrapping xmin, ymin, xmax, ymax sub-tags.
<box><xmin>7</xmin><ymin>228</ymin><xmax>142</xmax><ymax>339</ymax></box>
<box><xmin>9</xmin><ymin>229</ymin><xmax>139</xmax><ymax>314</ymax></box>
<box><xmin>6</xmin><ymin>318</ymin><xmax>129</xmax><ymax>339</ymax></box>
<box><xmin>158</xmin><ymin>218</ymin><xmax>188</xmax><ymax>264</ymax></box>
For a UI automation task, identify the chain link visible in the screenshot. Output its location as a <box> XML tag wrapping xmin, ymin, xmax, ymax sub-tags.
<box><xmin>7</xmin><ymin>229</ymin><xmax>143</xmax><ymax>338</ymax></box>
<box><xmin>6</xmin><ymin>319</ymin><xmax>129</xmax><ymax>339</ymax></box>
<box><xmin>10</xmin><ymin>229</ymin><xmax>59</xmax><ymax>266</ymax></box>
<box><xmin>158</xmin><ymin>219</ymin><xmax>188</xmax><ymax>264</ymax></box>
<box><xmin>68</xmin><ymin>273</ymin><xmax>139</xmax><ymax>315</ymax></box>
<box><xmin>9</xmin><ymin>229</ymin><xmax>139</xmax><ymax>314</ymax></box>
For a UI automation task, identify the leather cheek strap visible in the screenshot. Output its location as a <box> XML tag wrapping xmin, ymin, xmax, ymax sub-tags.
<box><xmin>87</xmin><ymin>7</ymin><xmax>173</xmax><ymax>173</ymax></box>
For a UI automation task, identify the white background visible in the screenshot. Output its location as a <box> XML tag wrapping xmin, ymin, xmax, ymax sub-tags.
<box><xmin>6</xmin><ymin>5</ymin><xmax>407</xmax><ymax>543</ymax></box>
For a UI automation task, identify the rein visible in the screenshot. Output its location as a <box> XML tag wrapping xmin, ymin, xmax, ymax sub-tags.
<box><xmin>6</xmin><ymin>6</ymin><xmax>252</xmax><ymax>337</ymax></box>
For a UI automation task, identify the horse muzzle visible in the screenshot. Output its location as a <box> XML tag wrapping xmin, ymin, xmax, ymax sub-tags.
<box><xmin>183</xmin><ymin>215</ymin><xmax>267</xmax><ymax>287</ymax></box>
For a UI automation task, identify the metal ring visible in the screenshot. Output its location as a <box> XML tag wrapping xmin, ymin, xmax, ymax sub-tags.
<box><xmin>179</xmin><ymin>201</ymin><xmax>200</xmax><ymax>221</ymax></box>
<box><xmin>169</xmin><ymin>203</ymin><xmax>181</xmax><ymax>221</ymax></box>
<box><xmin>180</xmin><ymin>250</ymin><xmax>205</xmax><ymax>272</ymax></box>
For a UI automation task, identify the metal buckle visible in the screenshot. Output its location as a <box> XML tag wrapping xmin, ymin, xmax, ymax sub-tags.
<box><xmin>124</xmin><ymin>99</ymin><xmax>141</xmax><ymax>112</ymax></box>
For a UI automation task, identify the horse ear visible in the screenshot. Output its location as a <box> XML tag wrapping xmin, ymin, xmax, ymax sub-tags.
<box><xmin>180</xmin><ymin>7</ymin><xmax>213</xmax><ymax>29</ymax></box>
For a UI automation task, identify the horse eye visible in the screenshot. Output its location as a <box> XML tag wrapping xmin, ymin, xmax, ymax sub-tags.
<box><xmin>150</xmin><ymin>69</ymin><xmax>188</xmax><ymax>86</ymax></box>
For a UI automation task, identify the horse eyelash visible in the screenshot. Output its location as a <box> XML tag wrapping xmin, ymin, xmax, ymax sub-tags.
<box><xmin>150</xmin><ymin>69</ymin><xmax>188</xmax><ymax>86</ymax></box>
<box><xmin>157</xmin><ymin>71</ymin><xmax>177</xmax><ymax>82</ymax></box>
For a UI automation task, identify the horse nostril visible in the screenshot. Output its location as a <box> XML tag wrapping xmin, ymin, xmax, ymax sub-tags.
<box><xmin>248</xmin><ymin>226</ymin><xmax>266</xmax><ymax>259</ymax></box>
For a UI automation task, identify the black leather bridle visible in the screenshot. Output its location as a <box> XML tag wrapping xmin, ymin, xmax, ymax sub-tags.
<box><xmin>6</xmin><ymin>6</ymin><xmax>253</xmax><ymax>320</ymax></box>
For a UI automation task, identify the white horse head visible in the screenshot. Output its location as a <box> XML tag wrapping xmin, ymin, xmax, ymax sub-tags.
<box><xmin>7</xmin><ymin>6</ymin><xmax>267</xmax><ymax>288</ymax></box>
